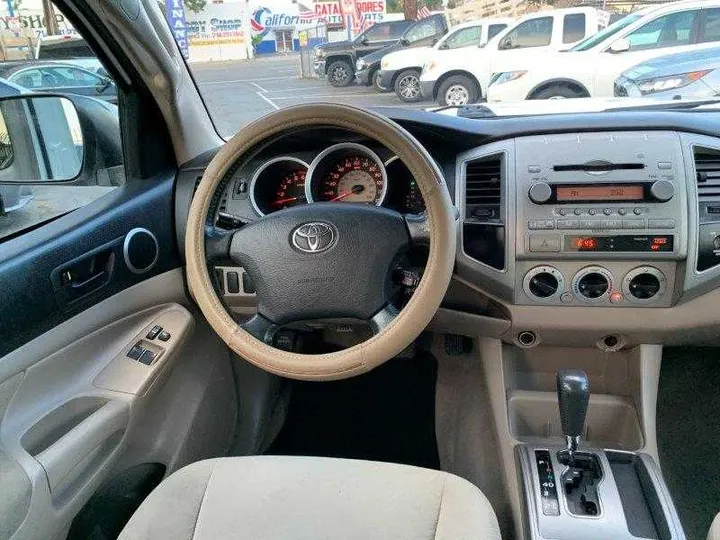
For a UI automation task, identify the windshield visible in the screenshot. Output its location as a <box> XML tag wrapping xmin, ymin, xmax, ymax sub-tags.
<box><xmin>158</xmin><ymin>3</ymin><xmax>720</xmax><ymax>136</ymax></box>
<box><xmin>570</xmin><ymin>13</ymin><xmax>642</xmax><ymax>51</ymax></box>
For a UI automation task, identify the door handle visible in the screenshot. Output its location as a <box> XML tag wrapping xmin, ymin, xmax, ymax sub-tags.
<box><xmin>52</xmin><ymin>246</ymin><xmax>115</xmax><ymax>304</ymax></box>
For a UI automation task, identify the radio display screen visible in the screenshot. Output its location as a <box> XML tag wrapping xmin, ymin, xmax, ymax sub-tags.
<box><xmin>565</xmin><ymin>235</ymin><xmax>674</xmax><ymax>252</ymax></box>
<box><xmin>556</xmin><ymin>185</ymin><xmax>644</xmax><ymax>202</ymax></box>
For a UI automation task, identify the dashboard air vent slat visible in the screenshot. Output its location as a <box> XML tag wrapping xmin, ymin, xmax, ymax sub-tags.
<box><xmin>695</xmin><ymin>148</ymin><xmax>720</xmax><ymax>199</ymax></box>
<box><xmin>464</xmin><ymin>155</ymin><xmax>502</xmax><ymax>224</ymax></box>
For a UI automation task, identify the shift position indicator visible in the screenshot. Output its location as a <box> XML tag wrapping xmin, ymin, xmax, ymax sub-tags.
<box><xmin>535</xmin><ymin>450</ymin><xmax>560</xmax><ymax>516</ymax></box>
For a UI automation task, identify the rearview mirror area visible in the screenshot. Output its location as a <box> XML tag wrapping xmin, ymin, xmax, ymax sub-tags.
<box><xmin>0</xmin><ymin>95</ymin><xmax>83</xmax><ymax>183</ymax></box>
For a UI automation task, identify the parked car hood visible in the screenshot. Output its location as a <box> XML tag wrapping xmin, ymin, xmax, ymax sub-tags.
<box><xmin>316</xmin><ymin>40</ymin><xmax>353</xmax><ymax>52</ymax></box>
<box><xmin>362</xmin><ymin>42</ymin><xmax>402</xmax><ymax>65</ymax></box>
<box><xmin>620</xmin><ymin>46</ymin><xmax>720</xmax><ymax>81</ymax></box>
<box><xmin>382</xmin><ymin>46</ymin><xmax>433</xmax><ymax>69</ymax></box>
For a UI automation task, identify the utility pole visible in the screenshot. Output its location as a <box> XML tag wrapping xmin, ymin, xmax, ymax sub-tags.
<box><xmin>42</xmin><ymin>0</ymin><xmax>59</xmax><ymax>35</ymax></box>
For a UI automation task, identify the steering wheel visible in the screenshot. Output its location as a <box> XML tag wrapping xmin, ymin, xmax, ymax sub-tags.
<box><xmin>186</xmin><ymin>104</ymin><xmax>456</xmax><ymax>381</ymax></box>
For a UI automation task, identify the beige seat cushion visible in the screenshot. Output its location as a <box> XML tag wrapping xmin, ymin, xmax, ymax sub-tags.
<box><xmin>119</xmin><ymin>456</ymin><xmax>501</xmax><ymax>540</ymax></box>
<box><xmin>709</xmin><ymin>513</ymin><xmax>720</xmax><ymax>540</ymax></box>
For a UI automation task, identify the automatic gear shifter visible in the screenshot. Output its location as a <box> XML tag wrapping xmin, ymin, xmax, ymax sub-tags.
<box><xmin>556</xmin><ymin>369</ymin><xmax>590</xmax><ymax>462</ymax></box>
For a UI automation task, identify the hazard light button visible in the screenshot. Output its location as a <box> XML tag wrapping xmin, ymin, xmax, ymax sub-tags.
<box><xmin>529</xmin><ymin>235</ymin><xmax>561</xmax><ymax>252</ymax></box>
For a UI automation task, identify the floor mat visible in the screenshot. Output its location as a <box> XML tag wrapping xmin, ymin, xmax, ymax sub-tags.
<box><xmin>266</xmin><ymin>353</ymin><xmax>440</xmax><ymax>469</ymax></box>
<box><xmin>658</xmin><ymin>347</ymin><xmax>720</xmax><ymax>540</ymax></box>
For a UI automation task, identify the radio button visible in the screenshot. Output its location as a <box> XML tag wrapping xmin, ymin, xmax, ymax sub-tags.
<box><xmin>623</xmin><ymin>219</ymin><xmax>646</xmax><ymax>229</ymax></box>
<box><xmin>528</xmin><ymin>220</ymin><xmax>555</xmax><ymax>230</ymax></box>
<box><xmin>603</xmin><ymin>208</ymin><xmax>612</xmax><ymax>216</ymax></box>
<box><xmin>558</xmin><ymin>208</ymin><xmax>568</xmax><ymax>216</ymax></box>
<box><xmin>588</xmin><ymin>208</ymin><xmax>598</xmax><ymax>216</ymax></box>
<box><xmin>648</xmin><ymin>219</ymin><xmax>675</xmax><ymax>229</ymax></box>
<box><xmin>618</xmin><ymin>208</ymin><xmax>628</xmax><ymax>216</ymax></box>
<box><xmin>650</xmin><ymin>180</ymin><xmax>674</xmax><ymax>202</ymax></box>
<box><xmin>528</xmin><ymin>165</ymin><xmax>541</xmax><ymax>173</ymax></box>
<box><xmin>574</xmin><ymin>208</ymin><xmax>583</xmax><ymax>216</ymax></box>
<box><xmin>529</xmin><ymin>182</ymin><xmax>552</xmax><ymax>204</ymax></box>
<box><xmin>658</xmin><ymin>162</ymin><xmax>672</xmax><ymax>170</ymax></box>
<box><xmin>558</xmin><ymin>220</ymin><xmax>579</xmax><ymax>229</ymax></box>
<box><xmin>529</xmin><ymin>235</ymin><xmax>561</xmax><ymax>252</ymax></box>
<box><xmin>633</xmin><ymin>207</ymin><xmax>644</xmax><ymax>215</ymax></box>
<box><xmin>605</xmin><ymin>219</ymin><xmax>623</xmax><ymax>229</ymax></box>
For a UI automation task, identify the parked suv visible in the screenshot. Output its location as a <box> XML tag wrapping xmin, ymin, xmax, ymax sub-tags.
<box><xmin>314</xmin><ymin>19</ymin><xmax>413</xmax><ymax>87</ymax></box>
<box><xmin>355</xmin><ymin>14</ymin><xmax>449</xmax><ymax>90</ymax></box>
<box><xmin>487</xmin><ymin>0</ymin><xmax>720</xmax><ymax>102</ymax></box>
<box><xmin>419</xmin><ymin>7</ymin><xmax>605</xmax><ymax>105</ymax></box>
<box><xmin>378</xmin><ymin>17</ymin><xmax>513</xmax><ymax>102</ymax></box>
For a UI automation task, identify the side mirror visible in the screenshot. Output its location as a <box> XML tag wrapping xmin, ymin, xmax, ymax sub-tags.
<box><xmin>609</xmin><ymin>37</ymin><xmax>630</xmax><ymax>53</ymax></box>
<box><xmin>439</xmin><ymin>42</ymin><xmax>448</xmax><ymax>50</ymax></box>
<box><xmin>361</xmin><ymin>37</ymin><xmax>369</xmax><ymax>45</ymax></box>
<box><xmin>400</xmin><ymin>38</ymin><xmax>410</xmax><ymax>46</ymax></box>
<box><xmin>96</xmin><ymin>77</ymin><xmax>113</xmax><ymax>93</ymax></box>
<box><xmin>498</xmin><ymin>36</ymin><xmax>512</xmax><ymax>50</ymax></box>
<box><xmin>431</xmin><ymin>37</ymin><xmax>439</xmax><ymax>46</ymax></box>
<box><xmin>0</xmin><ymin>95</ymin><xmax>83</xmax><ymax>183</ymax></box>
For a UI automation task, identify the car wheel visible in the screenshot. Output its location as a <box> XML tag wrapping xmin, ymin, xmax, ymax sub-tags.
<box><xmin>394</xmin><ymin>69</ymin><xmax>422</xmax><ymax>103</ymax></box>
<box><xmin>531</xmin><ymin>84</ymin><xmax>585</xmax><ymax>100</ymax></box>
<box><xmin>438</xmin><ymin>75</ymin><xmax>478</xmax><ymax>107</ymax></box>
<box><xmin>327</xmin><ymin>60</ymin><xmax>354</xmax><ymax>87</ymax></box>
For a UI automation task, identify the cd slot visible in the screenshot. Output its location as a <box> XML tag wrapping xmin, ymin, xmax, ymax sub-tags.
<box><xmin>553</xmin><ymin>163</ymin><xmax>645</xmax><ymax>172</ymax></box>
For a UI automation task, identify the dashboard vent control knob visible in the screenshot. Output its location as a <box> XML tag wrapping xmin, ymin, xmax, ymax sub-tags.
<box><xmin>650</xmin><ymin>180</ymin><xmax>674</xmax><ymax>202</ymax></box>
<box><xmin>628</xmin><ymin>273</ymin><xmax>661</xmax><ymax>300</ymax></box>
<box><xmin>528</xmin><ymin>182</ymin><xmax>552</xmax><ymax>204</ymax></box>
<box><xmin>528</xmin><ymin>272</ymin><xmax>560</xmax><ymax>298</ymax></box>
<box><xmin>577</xmin><ymin>272</ymin><xmax>609</xmax><ymax>299</ymax></box>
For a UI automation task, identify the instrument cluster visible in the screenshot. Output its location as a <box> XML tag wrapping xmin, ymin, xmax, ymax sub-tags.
<box><xmin>247</xmin><ymin>143</ymin><xmax>426</xmax><ymax>217</ymax></box>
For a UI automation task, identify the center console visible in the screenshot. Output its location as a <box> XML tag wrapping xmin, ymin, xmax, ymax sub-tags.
<box><xmin>517</xmin><ymin>369</ymin><xmax>685</xmax><ymax>540</ymax></box>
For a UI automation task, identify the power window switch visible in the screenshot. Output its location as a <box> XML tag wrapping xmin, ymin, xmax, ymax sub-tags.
<box><xmin>127</xmin><ymin>342</ymin><xmax>144</xmax><ymax>360</ymax></box>
<box><xmin>146</xmin><ymin>325</ymin><xmax>162</xmax><ymax>339</ymax></box>
<box><xmin>158</xmin><ymin>331</ymin><xmax>171</xmax><ymax>341</ymax></box>
<box><xmin>138</xmin><ymin>349</ymin><xmax>157</xmax><ymax>365</ymax></box>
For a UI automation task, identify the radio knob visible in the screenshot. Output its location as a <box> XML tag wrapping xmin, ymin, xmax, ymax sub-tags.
<box><xmin>650</xmin><ymin>180</ymin><xmax>674</xmax><ymax>202</ymax></box>
<box><xmin>528</xmin><ymin>182</ymin><xmax>552</xmax><ymax>204</ymax></box>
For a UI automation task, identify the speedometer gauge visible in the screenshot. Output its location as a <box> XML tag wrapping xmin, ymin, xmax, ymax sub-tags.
<box><xmin>250</xmin><ymin>157</ymin><xmax>309</xmax><ymax>216</ymax></box>
<box><xmin>307</xmin><ymin>143</ymin><xmax>387</xmax><ymax>206</ymax></box>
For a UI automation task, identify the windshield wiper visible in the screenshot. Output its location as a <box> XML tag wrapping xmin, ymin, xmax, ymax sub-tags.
<box><xmin>606</xmin><ymin>98</ymin><xmax>720</xmax><ymax>112</ymax></box>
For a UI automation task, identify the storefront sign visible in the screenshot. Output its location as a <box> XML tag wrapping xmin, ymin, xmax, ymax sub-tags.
<box><xmin>165</xmin><ymin>0</ymin><xmax>189</xmax><ymax>58</ymax></box>
<box><xmin>313</xmin><ymin>0</ymin><xmax>385</xmax><ymax>26</ymax></box>
<box><xmin>185</xmin><ymin>3</ymin><xmax>251</xmax><ymax>61</ymax></box>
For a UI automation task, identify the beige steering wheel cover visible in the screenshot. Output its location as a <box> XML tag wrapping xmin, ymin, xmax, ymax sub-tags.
<box><xmin>186</xmin><ymin>104</ymin><xmax>456</xmax><ymax>381</ymax></box>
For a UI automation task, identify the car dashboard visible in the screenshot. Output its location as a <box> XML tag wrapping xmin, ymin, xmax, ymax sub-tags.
<box><xmin>175</xmin><ymin>108</ymin><xmax>720</xmax><ymax>349</ymax></box>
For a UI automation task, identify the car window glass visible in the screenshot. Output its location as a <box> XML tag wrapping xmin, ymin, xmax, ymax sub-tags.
<box><xmin>700</xmin><ymin>8</ymin><xmax>720</xmax><ymax>43</ymax></box>
<box><xmin>403</xmin><ymin>18</ymin><xmax>438</xmax><ymax>43</ymax></box>
<box><xmin>488</xmin><ymin>24</ymin><xmax>508</xmax><ymax>40</ymax></box>
<box><xmin>443</xmin><ymin>26</ymin><xmax>482</xmax><ymax>49</ymax></box>
<box><xmin>0</xmin><ymin>0</ymin><xmax>123</xmax><ymax>243</ymax></box>
<box><xmin>502</xmin><ymin>17</ymin><xmax>553</xmax><ymax>49</ymax></box>
<box><xmin>563</xmin><ymin>13</ymin><xmax>586</xmax><ymax>44</ymax></box>
<box><xmin>627</xmin><ymin>10</ymin><xmax>698</xmax><ymax>51</ymax></box>
<box><xmin>363</xmin><ymin>23</ymin><xmax>390</xmax><ymax>41</ymax></box>
<box><xmin>571</xmin><ymin>13</ymin><xmax>642</xmax><ymax>51</ymax></box>
<box><xmin>389</xmin><ymin>22</ymin><xmax>408</xmax><ymax>39</ymax></box>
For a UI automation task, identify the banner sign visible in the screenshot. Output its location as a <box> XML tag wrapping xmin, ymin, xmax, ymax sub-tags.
<box><xmin>165</xmin><ymin>0</ymin><xmax>189</xmax><ymax>58</ymax></box>
<box><xmin>313</xmin><ymin>0</ymin><xmax>385</xmax><ymax>26</ymax></box>
<box><xmin>0</xmin><ymin>13</ymin><xmax>77</xmax><ymax>37</ymax></box>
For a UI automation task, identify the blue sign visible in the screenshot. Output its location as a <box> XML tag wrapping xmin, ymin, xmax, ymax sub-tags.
<box><xmin>165</xmin><ymin>0</ymin><xmax>189</xmax><ymax>59</ymax></box>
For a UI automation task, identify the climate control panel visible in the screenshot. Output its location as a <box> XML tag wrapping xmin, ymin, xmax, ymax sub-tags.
<box><xmin>517</xmin><ymin>262</ymin><xmax>675</xmax><ymax>307</ymax></box>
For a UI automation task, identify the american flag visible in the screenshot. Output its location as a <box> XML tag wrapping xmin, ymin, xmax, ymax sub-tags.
<box><xmin>417</xmin><ymin>5</ymin><xmax>431</xmax><ymax>19</ymax></box>
<box><xmin>299</xmin><ymin>9</ymin><xmax>326</xmax><ymax>21</ymax></box>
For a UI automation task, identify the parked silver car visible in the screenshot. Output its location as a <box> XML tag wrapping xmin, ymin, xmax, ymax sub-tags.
<box><xmin>615</xmin><ymin>45</ymin><xmax>720</xmax><ymax>99</ymax></box>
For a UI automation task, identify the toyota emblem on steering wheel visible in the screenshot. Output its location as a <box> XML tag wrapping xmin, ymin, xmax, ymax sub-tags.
<box><xmin>291</xmin><ymin>222</ymin><xmax>337</xmax><ymax>253</ymax></box>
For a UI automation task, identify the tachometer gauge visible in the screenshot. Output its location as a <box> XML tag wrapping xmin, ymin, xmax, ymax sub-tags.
<box><xmin>307</xmin><ymin>143</ymin><xmax>387</xmax><ymax>206</ymax></box>
<box><xmin>250</xmin><ymin>157</ymin><xmax>309</xmax><ymax>215</ymax></box>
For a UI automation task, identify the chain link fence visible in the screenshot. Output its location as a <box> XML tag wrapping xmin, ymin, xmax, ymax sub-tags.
<box><xmin>298</xmin><ymin>24</ymin><xmax>328</xmax><ymax>79</ymax></box>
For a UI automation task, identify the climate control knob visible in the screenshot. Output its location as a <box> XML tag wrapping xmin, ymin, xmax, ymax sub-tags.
<box><xmin>528</xmin><ymin>182</ymin><xmax>552</xmax><ymax>204</ymax></box>
<box><xmin>650</xmin><ymin>180</ymin><xmax>674</xmax><ymax>202</ymax></box>
<box><xmin>622</xmin><ymin>266</ymin><xmax>666</xmax><ymax>302</ymax></box>
<box><xmin>572</xmin><ymin>266</ymin><xmax>614</xmax><ymax>302</ymax></box>
<box><xmin>523</xmin><ymin>266</ymin><xmax>564</xmax><ymax>301</ymax></box>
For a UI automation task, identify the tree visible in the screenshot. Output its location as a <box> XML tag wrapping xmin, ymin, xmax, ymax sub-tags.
<box><xmin>387</xmin><ymin>0</ymin><xmax>403</xmax><ymax>13</ymax></box>
<box><xmin>184</xmin><ymin>0</ymin><xmax>206</xmax><ymax>14</ymax></box>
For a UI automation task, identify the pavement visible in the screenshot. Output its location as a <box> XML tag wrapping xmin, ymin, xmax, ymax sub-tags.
<box><xmin>192</xmin><ymin>53</ymin><xmax>429</xmax><ymax>138</ymax></box>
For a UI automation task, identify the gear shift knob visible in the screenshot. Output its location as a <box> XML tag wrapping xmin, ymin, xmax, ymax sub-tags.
<box><xmin>556</xmin><ymin>369</ymin><xmax>589</xmax><ymax>457</ymax></box>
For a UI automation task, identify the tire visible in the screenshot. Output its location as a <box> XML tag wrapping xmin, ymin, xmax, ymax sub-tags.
<box><xmin>327</xmin><ymin>59</ymin><xmax>354</xmax><ymax>87</ymax></box>
<box><xmin>437</xmin><ymin>75</ymin><xmax>479</xmax><ymax>106</ymax></box>
<box><xmin>372</xmin><ymin>69</ymin><xmax>388</xmax><ymax>92</ymax></box>
<box><xmin>531</xmin><ymin>84</ymin><xmax>585</xmax><ymax>100</ymax></box>
<box><xmin>394</xmin><ymin>69</ymin><xmax>422</xmax><ymax>103</ymax></box>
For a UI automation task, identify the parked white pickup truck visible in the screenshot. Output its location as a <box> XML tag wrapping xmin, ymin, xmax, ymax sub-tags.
<box><xmin>486</xmin><ymin>0</ymin><xmax>720</xmax><ymax>102</ymax></box>
<box><xmin>377</xmin><ymin>17</ymin><xmax>514</xmax><ymax>103</ymax></box>
<box><xmin>419</xmin><ymin>7</ymin><xmax>607</xmax><ymax>106</ymax></box>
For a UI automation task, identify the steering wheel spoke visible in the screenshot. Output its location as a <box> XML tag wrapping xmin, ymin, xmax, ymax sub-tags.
<box><xmin>369</xmin><ymin>303</ymin><xmax>400</xmax><ymax>334</ymax></box>
<box><xmin>404</xmin><ymin>213</ymin><xmax>430</xmax><ymax>245</ymax></box>
<box><xmin>205</xmin><ymin>226</ymin><xmax>234</xmax><ymax>265</ymax></box>
<box><xmin>240</xmin><ymin>313</ymin><xmax>278</xmax><ymax>344</ymax></box>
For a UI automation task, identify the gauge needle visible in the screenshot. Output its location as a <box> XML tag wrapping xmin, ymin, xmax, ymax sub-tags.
<box><xmin>330</xmin><ymin>185</ymin><xmax>364</xmax><ymax>201</ymax></box>
<box><xmin>272</xmin><ymin>196</ymin><xmax>303</xmax><ymax>206</ymax></box>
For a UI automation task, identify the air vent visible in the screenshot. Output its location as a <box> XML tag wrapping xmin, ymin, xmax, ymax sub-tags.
<box><xmin>465</xmin><ymin>155</ymin><xmax>502</xmax><ymax>223</ymax></box>
<box><xmin>695</xmin><ymin>148</ymin><xmax>720</xmax><ymax>199</ymax></box>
